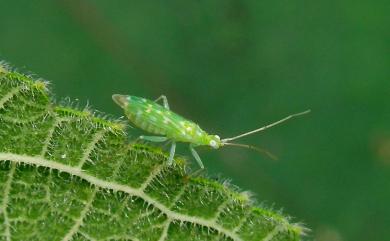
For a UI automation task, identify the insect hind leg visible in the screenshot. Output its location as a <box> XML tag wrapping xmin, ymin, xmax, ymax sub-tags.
<box><xmin>154</xmin><ymin>95</ymin><xmax>170</xmax><ymax>110</ymax></box>
<box><xmin>189</xmin><ymin>144</ymin><xmax>204</xmax><ymax>169</ymax></box>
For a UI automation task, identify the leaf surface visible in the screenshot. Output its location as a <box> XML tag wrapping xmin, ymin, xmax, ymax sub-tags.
<box><xmin>0</xmin><ymin>68</ymin><xmax>305</xmax><ymax>241</ymax></box>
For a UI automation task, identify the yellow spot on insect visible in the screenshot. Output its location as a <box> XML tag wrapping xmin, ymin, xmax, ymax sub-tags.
<box><xmin>163</xmin><ymin>117</ymin><xmax>170</xmax><ymax>124</ymax></box>
<box><xmin>197</xmin><ymin>131</ymin><xmax>202</xmax><ymax>136</ymax></box>
<box><xmin>186</xmin><ymin>126</ymin><xmax>192</xmax><ymax>131</ymax></box>
<box><xmin>146</xmin><ymin>108</ymin><xmax>152</xmax><ymax>113</ymax></box>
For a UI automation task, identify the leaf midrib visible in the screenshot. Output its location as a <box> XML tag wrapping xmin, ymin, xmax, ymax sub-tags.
<box><xmin>0</xmin><ymin>152</ymin><xmax>243</xmax><ymax>241</ymax></box>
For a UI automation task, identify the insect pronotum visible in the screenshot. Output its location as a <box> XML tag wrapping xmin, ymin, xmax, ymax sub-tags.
<box><xmin>113</xmin><ymin>94</ymin><xmax>310</xmax><ymax>169</ymax></box>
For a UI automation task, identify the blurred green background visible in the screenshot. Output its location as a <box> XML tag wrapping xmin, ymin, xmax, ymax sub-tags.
<box><xmin>1</xmin><ymin>1</ymin><xmax>389</xmax><ymax>240</ymax></box>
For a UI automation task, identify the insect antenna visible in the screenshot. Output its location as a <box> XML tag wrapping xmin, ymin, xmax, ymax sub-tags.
<box><xmin>223</xmin><ymin>142</ymin><xmax>278</xmax><ymax>160</ymax></box>
<box><xmin>222</xmin><ymin>109</ymin><xmax>311</xmax><ymax>142</ymax></box>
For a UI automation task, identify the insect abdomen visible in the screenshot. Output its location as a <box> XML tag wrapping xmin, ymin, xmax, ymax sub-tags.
<box><xmin>124</xmin><ymin>95</ymin><xmax>208</xmax><ymax>144</ymax></box>
<box><xmin>126</xmin><ymin>110</ymin><xmax>166</xmax><ymax>135</ymax></box>
<box><xmin>123</xmin><ymin>96</ymin><xmax>169</xmax><ymax>136</ymax></box>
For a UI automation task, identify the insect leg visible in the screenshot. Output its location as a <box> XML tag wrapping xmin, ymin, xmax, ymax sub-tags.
<box><xmin>189</xmin><ymin>144</ymin><xmax>204</xmax><ymax>169</ymax></box>
<box><xmin>139</xmin><ymin>136</ymin><xmax>168</xmax><ymax>142</ymax></box>
<box><xmin>167</xmin><ymin>141</ymin><xmax>176</xmax><ymax>165</ymax></box>
<box><xmin>154</xmin><ymin>95</ymin><xmax>170</xmax><ymax>110</ymax></box>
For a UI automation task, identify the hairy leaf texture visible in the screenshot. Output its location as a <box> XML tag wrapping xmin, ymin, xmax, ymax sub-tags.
<box><xmin>0</xmin><ymin>67</ymin><xmax>305</xmax><ymax>241</ymax></box>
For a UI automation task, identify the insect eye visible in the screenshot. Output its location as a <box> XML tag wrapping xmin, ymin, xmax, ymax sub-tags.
<box><xmin>209</xmin><ymin>140</ymin><xmax>217</xmax><ymax>148</ymax></box>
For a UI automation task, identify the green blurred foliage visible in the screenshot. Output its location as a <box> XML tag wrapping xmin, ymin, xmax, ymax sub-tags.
<box><xmin>0</xmin><ymin>0</ymin><xmax>389</xmax><ymax>240</ymax></box>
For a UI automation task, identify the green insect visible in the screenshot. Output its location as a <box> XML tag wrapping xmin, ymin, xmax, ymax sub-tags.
<box><xmin>113</xmin><ymin>94</ymin><xmax>310</xmax><ymax>169</ymax></box>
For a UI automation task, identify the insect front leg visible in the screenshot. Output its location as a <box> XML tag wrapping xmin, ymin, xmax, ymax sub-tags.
<box><xmin>167</xmin><ymin>141</ymin><xmax>176</xmax><ymax>165</ymax></box>
<box><xmin>154</xmin><ymin>95</ymin><xmax>170</xmax><ymax>110</ymax></box>
<box><xmin>189</xmin><ymin>144</ymin><xmax>204</xmax><ymax>169</ymax></box>
<box><xmin>139</xmin><ymin>136</ymin><xmax>168</xmax><ymax>142</ymax></box>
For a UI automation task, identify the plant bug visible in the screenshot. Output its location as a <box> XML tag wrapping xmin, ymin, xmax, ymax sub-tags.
<box><xmin>113</xmin><ymin>94</ymin><xmax>310</xmax><ymax>169</ymax></box>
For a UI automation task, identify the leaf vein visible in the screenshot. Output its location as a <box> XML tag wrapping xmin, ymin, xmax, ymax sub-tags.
<box><xmin>0</xmin><ymin>86</ymin><xmax>22</xmax><ymax>110</ymax></box>
<box><xmin>212</xmin><ymin>199</ymin><xmax>231</xmax><ymax>222</ymax></box>
<box><xmin>232</xmin><ymin>209</ymin><xmax>251</xmax><ymax>234</ymax></box>
<box><xmin>157</xmin><ymin>219</ymin><xmax>171</xmax><ymax>241</ymax></box>
<box><xmin>61</xmin><ymin>188</ymin><xmax>97</xmax><ymax>241</ymax></box>
<box><xmin>78</xmin><ymin>231</ymin><xmax>97</xmax><ymax>241</ymax></box>
<box><xmin>1</xmin><ymin>112</ymin><xmax>49</xmax><ymax>124</ymax></box>
<box><xmin>139</xmin><ymin>164</ymin><xmax>164</xmax><ymax>192</ymax></box>
<box><xmin>0</xmin><ymin>153</ymin><xmax>243</xmax><ymax>241</ymax></box>
<box><xmin>1</xmin><ymin>162</ymin><xmax>16</xmax><ymax>241</ymax></box>
<box><xmin>168</xmin><ymin>183</ymin><xmax>188</xmax><ymax>209</ymax></box>
<box><xmin>261</xmin><ymin>224</ymin><xmax>285</xmax><ymax>241</ymax></box>
<box><xmin>40</xmin><ymin>117</ymin><xmax>71</xmax><ymax>157</ymax></box>
<box><xmin>77</xmin><ymin>129</ymin><xmax>107</xmax><ymax>169</ymax></box>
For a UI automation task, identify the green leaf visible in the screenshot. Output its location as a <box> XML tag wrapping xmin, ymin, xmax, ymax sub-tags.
<box><xmin>0</xmin><ymin>66</ymin><xmax>305</xmax><ymax>241</ymax></box>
